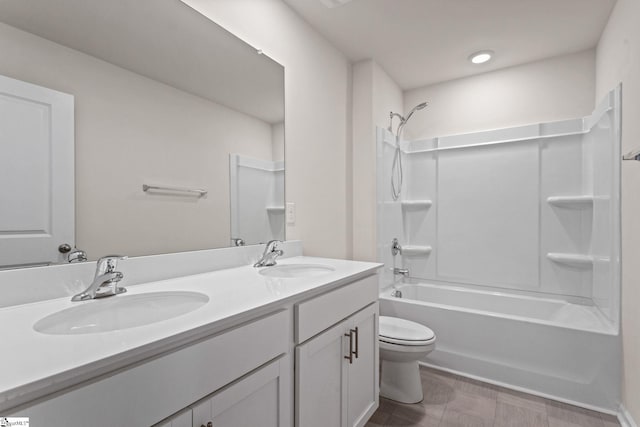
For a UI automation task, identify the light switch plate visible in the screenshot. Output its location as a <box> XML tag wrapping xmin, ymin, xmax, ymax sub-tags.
<box><xmin>286</xmin><ymin>202</ymin><xmax>296</xmax><ymax>224</ymax></box>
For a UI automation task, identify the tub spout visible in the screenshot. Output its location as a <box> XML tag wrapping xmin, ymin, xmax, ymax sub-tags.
<box><xmin>391</xmin><ymin>289</ymin><xmax>403</xmax><ymax>298</ymax></box>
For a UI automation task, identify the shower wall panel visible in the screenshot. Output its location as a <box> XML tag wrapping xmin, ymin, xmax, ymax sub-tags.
<box><xmin>436</xmin><ymin>142</ymin><xmax>540</xmax><ymax>289</ymax></box>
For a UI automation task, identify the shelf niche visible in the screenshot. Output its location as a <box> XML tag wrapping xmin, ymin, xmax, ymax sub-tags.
<box><xmin>547</xmin><ymin>252</ymin><xmax>593</xmax><ymax>268</ymax></box>
<box><xmin>546</xmin><ymin>196</ymin><xmax>594</xmax><ymax>208</ymax></box>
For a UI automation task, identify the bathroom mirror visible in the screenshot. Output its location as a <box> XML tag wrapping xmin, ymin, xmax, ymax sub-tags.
<box><xmin>0</xmin><ymin>0</ymin><xmax>285</xmax><ymax>268</ymax></box>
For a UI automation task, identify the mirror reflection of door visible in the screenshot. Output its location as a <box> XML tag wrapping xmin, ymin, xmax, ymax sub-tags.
<box><xmin>229</xmin><ymin>154</ymin><xmax>285</xmax><ymax>246</ymax></box>
<box><xmin>0</xmin><ymin>74</ymin><xmax>74</xmax><ymax>268</ymax></box>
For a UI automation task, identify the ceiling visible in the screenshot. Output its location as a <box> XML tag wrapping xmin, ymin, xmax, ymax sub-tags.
<box><xmin>282</xmin><ymin>0</ymin><xmax>617</xmax><ymax>90</ymax></box>
<box><xmin>0</xmin><ymin>0</ymin><xmax>284</xmax><ymax>124</ymax></box>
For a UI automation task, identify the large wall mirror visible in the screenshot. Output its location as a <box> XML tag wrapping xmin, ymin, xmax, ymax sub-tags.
<box><xmin>0</xmin><ymin>0</ymin><xmax>285</xmax><ymax>268</ymax></box>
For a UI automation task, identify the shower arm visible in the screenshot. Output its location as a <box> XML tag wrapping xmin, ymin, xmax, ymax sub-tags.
<box><xmin>388</xmin><ymin>112</ymin><xmax>405</xmax><ymax>134</ymax></box>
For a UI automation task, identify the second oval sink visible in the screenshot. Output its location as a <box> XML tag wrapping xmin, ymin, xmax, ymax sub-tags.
<box><xmin>259</xmin><ymin>264</ymin><xmax>335</xmax><ymax>278</ymax></box>
<box><xmin>34</xmin><ymin>291</ymin><xmax>209</xmax><ymax>335</ymax></box>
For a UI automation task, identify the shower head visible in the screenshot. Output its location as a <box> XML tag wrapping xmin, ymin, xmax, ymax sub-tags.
<box><xmin>389</xmin><ymin>101</ymin><xmax>427</xmax><ymax>201</ymax></box>
<box><xmin>388</xmin><ymin>101</ymin><xmax>428</xmax><ymax>137</ymax></box>
<box><xmin>403</xmin><ymin>101</ymin><xmax>428</xmax><ymax>123</ymax></box>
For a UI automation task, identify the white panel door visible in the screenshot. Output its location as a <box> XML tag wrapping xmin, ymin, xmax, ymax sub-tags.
<box><xmin>0</xmin><ymin>74</ymin><xmax>74</xmax><ymax>268</ymax></box>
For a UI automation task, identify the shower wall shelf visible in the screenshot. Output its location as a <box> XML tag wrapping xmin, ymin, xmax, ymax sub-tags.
<box><xmin>401</xmin><ymin>200</ymin><xmax>433</xmax><ymax>209</ymax></box>
<box><xmin>546</xmin><ymin>196</ymin><xmax>594</xmax><ymax>208</ymax></box>
<box><xmin>546</xmin><ymin>253</ymin><xmax>593</xmax><ymax>268</ymax></box>
<box><xmin>401</xmin><ymin>245</ymin><xmax>432</xmax><ymax>257</ymax></box>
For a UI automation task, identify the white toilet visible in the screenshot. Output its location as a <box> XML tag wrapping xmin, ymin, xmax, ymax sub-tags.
<box><xmin>379</xmin><ymin>316</ymin><xmax>436</xmax><ymax>404</ymax></box>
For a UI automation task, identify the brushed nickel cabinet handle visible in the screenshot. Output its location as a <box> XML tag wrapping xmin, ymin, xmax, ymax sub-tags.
<box><xmin>344</xmin><ymin>331</ymin><xmax>354</xmax><ymax>364</ymax></box>
<box><xmin>353</xmin><ymin>327</ymin><xmax>359</xmax><ymax>359</ymax></box>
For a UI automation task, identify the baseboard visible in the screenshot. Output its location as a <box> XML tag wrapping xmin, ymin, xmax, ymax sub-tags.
<box><xmin>619</xmin><ymin>405</ymin><xmax>638</xmax><ymax>427</ymax></box>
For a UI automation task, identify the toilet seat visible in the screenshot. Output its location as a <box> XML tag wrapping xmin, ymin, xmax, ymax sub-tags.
<box><xmin>379</xmin><ymin>316</ymin><xmax>435</xmax><ymax>346</ymax></box>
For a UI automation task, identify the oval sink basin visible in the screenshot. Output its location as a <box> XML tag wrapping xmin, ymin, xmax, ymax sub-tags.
<box><xmin>259</xmin><ymin>264</ymin><xmax>335</xmax><ymax>278</ymax></box>
<box><xmin>34</xmin><ymin>291</ymin><xmax>209</xmax><ymax>335</ymax></box>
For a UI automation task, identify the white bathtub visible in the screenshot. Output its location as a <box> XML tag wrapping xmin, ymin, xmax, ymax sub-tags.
<box><xmin>379</xmin><ymin>282</ymin><xmax>621</xmax><ymax>412</ymax></box>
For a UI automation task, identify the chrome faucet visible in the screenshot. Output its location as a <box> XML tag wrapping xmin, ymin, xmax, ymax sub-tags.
<box><xmin>71</xmin><ymin>255</ymin><xmax>128</xmax><ymax>301</ymax></box>
<box><xmin>67</xmin><ymin>248</ymin><xmax>88</xmax><ymax>263</ymax></box>
<box><xmin>254</xmin><ymin>240</ymin><xmax>283</xmax><ymax>267</ymax></box>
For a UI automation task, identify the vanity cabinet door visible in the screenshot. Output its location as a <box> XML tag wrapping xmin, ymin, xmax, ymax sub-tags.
<box><xmin>295</xmin><ymin>318</ymin><xmax>350</xmax><ymax>427</ymax></box>
<box><xmin>295</xmin><ymin>302</ymin><xmax>379</xmax><ymax>427</ymax></box>
<box><xmin>191</xmin><ymin>356</ymin><xmax>290</xmax><ymax>427</ymax></box>
<box><xmin>346</xmin><ymin>303</ymin><xmax>379</xmax><ymax>427</ymax></box>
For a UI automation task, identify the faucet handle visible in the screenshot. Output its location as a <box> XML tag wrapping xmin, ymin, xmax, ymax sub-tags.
<box><xmin>265</xmin><ymin>240</ymin><xmax>282</xmax><ymax>250</ymax></box>
<box><xmin>95</xmin><ymin>255</ymin><xmax>128</xmax><ymax>275</ymax></box>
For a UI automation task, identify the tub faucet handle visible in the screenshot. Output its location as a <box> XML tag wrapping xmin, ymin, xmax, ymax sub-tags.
<box><xmin>391</xmin><ymin>238</ymin><xmax>402</xmax><ymax>256</ymax></box>
<box><xmin>393</xmin><ymin>267</ymin><xmax>409</xmax><ymax>277</ymax></box>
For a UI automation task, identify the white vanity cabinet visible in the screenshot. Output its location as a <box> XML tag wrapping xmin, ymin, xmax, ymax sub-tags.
<box><xmin>13</xmin><ymin>310</ymin><xmax>290</xmax><ymax>427</ymax></box>
<box><xmin>4</xmin><ymin>259</ymin><xmax>382</xmax><ymax>427</ymax></box>
<box><xmin>295</xmin><ymin>275</ymin><xmax>379</xmax><ymax>427</ymax></box>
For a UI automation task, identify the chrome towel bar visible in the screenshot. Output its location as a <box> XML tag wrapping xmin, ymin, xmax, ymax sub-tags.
<box><xmin>142</xmin><ymin>184</ymin><xmax>207</xmax><ymax>197</ymax></box>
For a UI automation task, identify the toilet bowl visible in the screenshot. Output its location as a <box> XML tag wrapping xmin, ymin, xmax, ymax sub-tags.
<box><xmin>379</xmin><ymin>316</ymin><xmax>436</xmax><ymax>404</ymax></box>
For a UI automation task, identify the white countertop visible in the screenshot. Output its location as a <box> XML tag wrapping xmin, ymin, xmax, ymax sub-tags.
<box><xmin>0</xmin><ymin>256</ymin><xmax>381</xmax><ymax>412</ymax></box>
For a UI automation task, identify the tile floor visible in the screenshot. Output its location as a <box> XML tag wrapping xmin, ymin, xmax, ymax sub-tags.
<box><xmin>366</xmin><ymin>367</ymin><xmax>620</xmax><ymax>427</ymax></box>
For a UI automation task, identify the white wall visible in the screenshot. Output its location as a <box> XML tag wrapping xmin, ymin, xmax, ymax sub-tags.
<box><xmin>404</xmin><ymin>50</ymin><xmax>596</xmax><ymax>140</ymax></box>
<box><xmin>184</xmin><ymin>0</ymin><xmax>352</xmax><ymax>259</ymax></box>
<box><xmin>0</xmin><ymin>22</ymin><xmax>274</xmax><ymax>259</ymax></box>
<box><xmin>595</xmin><ymin>0</ymin><xmax>640</xmax><ymax>421</ymax></box>
<box><xmin>271</xmin><ymin>122</ymin><xmax>285</xmax><ymax>162</ymax></box>
<box><xmin>352</xmin><ymin>60</ymin><xmax>403</xmax><ymax>262</ymax></box>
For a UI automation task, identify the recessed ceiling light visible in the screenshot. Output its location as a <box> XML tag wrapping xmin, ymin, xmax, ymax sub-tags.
<box><xmin>469</xmin><ymin>50</ymin><xmax>494</xmax><ymax>64</ymax></box>
<box><xmin>319</xmin><ymin>0</ymin><xmax>353</xmax><ymax>8</ymax></box>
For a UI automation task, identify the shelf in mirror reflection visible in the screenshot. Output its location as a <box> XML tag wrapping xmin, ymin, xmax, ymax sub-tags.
<box><xmin>266</xmin><ymin>206</ymin><xmax>285</xmax><ymax>213</ymax></box>
<box><xmin>546</xmin><ymin>195</ymin><xmax>594</xmax><ymax>208</ymax></box>
<box><xmin>401</xmin><ymin>200</ymin><xmax>433</xmax><ymax>210</ymax></box>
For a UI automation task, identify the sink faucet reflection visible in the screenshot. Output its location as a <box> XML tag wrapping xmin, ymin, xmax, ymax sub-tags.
<box><xmin>71</xmin><ymin>255</ymin><xmax>128</xmax><ymax>301</ymax></box>
<box><xmin>254</xmin><ymin>240</ymin><xmax>283</xmax><ymax>268</ymax></box>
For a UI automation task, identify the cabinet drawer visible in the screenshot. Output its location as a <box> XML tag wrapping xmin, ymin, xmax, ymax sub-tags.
<box><xmin>295</xmin><ymin>275</ymin><xmax>377</xmax><ymax>343</ymax></box>
<box><xmin>20</xmin><ymin>309</ymin><xmax>289</xmax><ymax>427</ymax></box>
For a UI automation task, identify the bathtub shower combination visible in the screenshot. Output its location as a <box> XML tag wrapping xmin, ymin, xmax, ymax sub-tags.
<box><xmin>376</xmin><ymin>86</ymin><xmax>622</xmax><ymax>412</ymax></box>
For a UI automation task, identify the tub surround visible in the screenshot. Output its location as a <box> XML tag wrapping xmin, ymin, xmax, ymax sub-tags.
<box><xmin>0</xmin><ymin>242</ymin><xmax>381</xmax><ymax>420</ymax></box>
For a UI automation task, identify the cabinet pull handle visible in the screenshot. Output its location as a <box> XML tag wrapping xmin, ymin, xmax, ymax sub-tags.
<box><xmin>344</xmin><ymin>331</ymin><xmax>354</xmax><ymax>364</ymax></box>
<box><xmin>353</xmin><ymin>327</ymin><xmax>359</xmax><ymax>359</ymax></box>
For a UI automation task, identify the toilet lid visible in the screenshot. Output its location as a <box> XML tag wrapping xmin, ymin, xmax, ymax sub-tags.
<box><xmin>379</xmin><ymin>316</ymin><xmax>435</xmax><ymax>345</ymax></box>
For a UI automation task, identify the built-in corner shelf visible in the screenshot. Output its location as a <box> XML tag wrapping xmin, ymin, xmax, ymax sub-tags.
<box><xmin>546</xmin><ymin>196</ymin><xmax>594</xmax><ymax>208</ymax></box>
<box><xmin>401</xmin><ymin>200</ymin><xmax>433</xmax><ymax>210</ymax></box>
<box><xmin>547</xmin><ymin>252</ymin><xmax>593</xmax><ymax>268</ymax></box>
<box><xmin>402</xmin><ymin>245</ymin><xmax>432</xmax><ymax>257</ymax></box>
<box><xmin>266</xmin><ymin>206</ymin><xmax>285</xmax><ymax>213</ymax></box>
